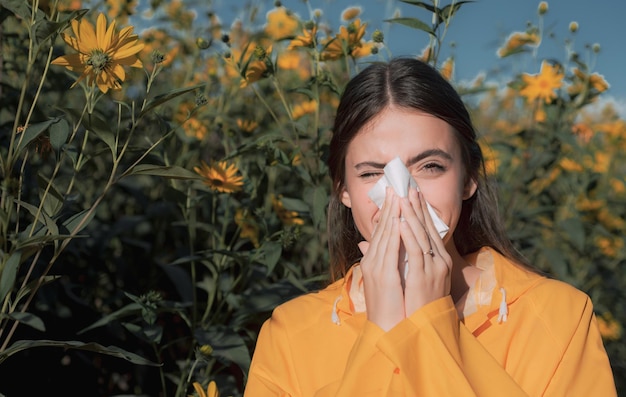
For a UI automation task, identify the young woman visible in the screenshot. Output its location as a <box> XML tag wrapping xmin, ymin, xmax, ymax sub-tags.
<box><xmin>244</xmin><ymin>58</ymin><xmax>617</xmax><ymax>396</ymax></box>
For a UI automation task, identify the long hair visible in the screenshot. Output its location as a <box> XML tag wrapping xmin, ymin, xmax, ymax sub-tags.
<box><xmin>326</xmin><ymin>57</ymin><xmax>531</xmax><ymax>282</ymax></box>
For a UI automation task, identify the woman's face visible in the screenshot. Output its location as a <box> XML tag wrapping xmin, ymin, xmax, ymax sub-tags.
<box><xmin>340</xmin><ymin>106</ymin><xmax>477</xmax><ymax>244</ymax></box>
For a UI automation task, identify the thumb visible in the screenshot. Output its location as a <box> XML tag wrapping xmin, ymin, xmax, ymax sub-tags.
<box><xmin>358</xmin><ymin>240</ymin><xmax>370</xmax><ymax>256</ymax></box>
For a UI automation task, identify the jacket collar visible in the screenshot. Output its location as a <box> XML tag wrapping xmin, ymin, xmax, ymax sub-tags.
<box><xmin>330</xmin><ymin>247</ymin><xmax>544</xmax><ymax>332</ymax></box>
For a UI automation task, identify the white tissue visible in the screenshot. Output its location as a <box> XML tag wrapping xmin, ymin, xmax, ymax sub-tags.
<box><xmin>367</xmin><ymin>156</ymin><xmax>449</xmax><ymax>238</ymax></box>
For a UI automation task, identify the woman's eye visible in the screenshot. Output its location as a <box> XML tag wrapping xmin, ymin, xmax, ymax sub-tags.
<box><xmin>359</xmin><ymin>171</ymin><xmax>383</xmax><ymax>179</ymax></box>
<box><xmin>423</xmin><ymin>162</ymin><xmax>446</xmax><ymax>172</ymax></box>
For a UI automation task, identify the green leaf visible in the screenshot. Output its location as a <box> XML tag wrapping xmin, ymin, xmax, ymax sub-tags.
<box><xmin>140</xmin><ymin>84</ymin><xmax>205</xmax><ymax>117</ymax></box>
<box><xmin>199</xmin><ymin>326</ymin><xmax>251</xmax><ymax>377</ymax></box>
<box><xmin>558</xmin><ymin>217</ymin><xmax>586</xmax><ymax>248</ymax></box>
<box><xmin>37</xmin><ymin>173</ymin><xmax>65</xmax><ymax>218</ymax></box>
<box><xmin>61</xmin><ymin>208</ymin><xmax>96</xmax><ymax>235</ymax></box>
<box><xmin>398</xmin><ymin>0</ymin><xmax>436</xmax><ymax>13</ymax></box>
<box><xmin>125</xmin><ymin>164</ymin><xmax>202</xmax><ymax>180</ymax></box>
<box><xmin>13</xmin><ymin>234</ymin><xmax>73</xmax><ymax>251</ymax></box>
<box><xmin>0</xmin><ymin>0</ymin><xmax>45</xmax><ymax>21</ymax></box>
<box><xmin>0</xmin><ymin>340</ymin><xmax>160</xmax><ymax>366</ymax></box>
<box><xmin>542</xmin><ymin>247</ymin><xmax>569</xmax><ymax>280</ymax></box>
<box><xmin>6</xmin><ymin>312</ymin><xmax>45</xmax><ymax>331</ymax></box>
<box><xmin>58</xmin><ymin>107</ymin><xmax>116</xmax><ymax>157</ymax></box>
<box><xmin>48</xmin><ymin>118</ymin><xmax>70</xmax><ymax>153</ymax></box>
<box><xmin>78</xmin><ymin>302</ymin><xmax>143</xmax><ymax>334</ymax></box>
<box><xmin>14</xmin><ymin>276</ymin><xmax>61</xmax><ymax>307</ymax></box>
<box><xmin>260</xmin><ymin>242</ymin><xmax>282</xmax><ymax>275</ymax></box>
<box><xmin>14</xmin><ymin>199</ymin><xmax>58</xmax><ymax>237</ymax></box>
<box><xmin>32</xmin><ymin>10</ymin><xmax>88</xmax><ymax>45</ymax></box>
<box><xmin>384</xmin><ymin>17</ymin><xmax>435</xmax><ymax>36</ymax></box>
<box><xmin>278</xmin><ymin>197</ymin><xmax>309</xmax><ymax>212</ymax></box>
<box><xmin>15</xmin><ymin>118</ymin><xmax>61</xmax><ymax>156</ymax></box>
<box><xmin>309</xmin><ymin>186</ymin><xmax>328</xmax><ymax>229</ymax></box>
<box><xmin>0</xmin><ymin>251</ymin><xmax>21</xmax><ymax>305</ymax></box>
<box><xmin>438</xmin><ymin>1</ymin><xmax>474</xmax><ymax>27</ymax></box>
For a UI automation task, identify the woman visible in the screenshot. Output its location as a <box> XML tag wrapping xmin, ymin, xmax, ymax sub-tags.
<box><xmin>244</xmin><ymin>58</ymin><xmax>617</xmax><ymax>396</ymax></box>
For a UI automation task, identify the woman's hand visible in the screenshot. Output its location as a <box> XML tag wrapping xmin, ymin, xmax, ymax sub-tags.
<box><xmin>399</xmin><ymin>187</ymin><xmax>452</xmax><ymax>317</ymax></box>
<box><xmin>358</xmin><ymin>187</ymin><xmax>406</xmax><ymax>331</ymax></box>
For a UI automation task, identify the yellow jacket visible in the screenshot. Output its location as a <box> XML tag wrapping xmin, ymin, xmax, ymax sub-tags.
<box><xmin>244</xmin><ymin>247</ymin><xmax>617</xmax><ymax>396</ymax></box>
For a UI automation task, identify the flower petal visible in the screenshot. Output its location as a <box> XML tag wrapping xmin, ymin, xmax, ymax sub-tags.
<box><xmin>78</xmin><ymin>17</ymin><xmax>97</xmax><ymax>54</ymax></box>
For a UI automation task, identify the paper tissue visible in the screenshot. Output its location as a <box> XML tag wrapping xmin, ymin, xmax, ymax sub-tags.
<box><xmin>367</xmin><ymin>156</ymin><xmax>449</xmax><ymax>238</ymax></box>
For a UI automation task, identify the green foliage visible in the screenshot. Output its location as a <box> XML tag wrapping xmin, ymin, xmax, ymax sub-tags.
<box><xmin>0</xmin><ymin>0</ymin><xmax>624</xmax><ymax>396</ymax></box>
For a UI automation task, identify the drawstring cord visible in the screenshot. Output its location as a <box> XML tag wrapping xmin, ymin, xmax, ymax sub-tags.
<box><xmin>331</xmin><ymin>295</ymin><xmax>342</xmax><ymax>325</ymax></box>
<box><xmin>498</xmin><ymin>287</ymin><xmax>508</xmax><ymax>323</ymax></box>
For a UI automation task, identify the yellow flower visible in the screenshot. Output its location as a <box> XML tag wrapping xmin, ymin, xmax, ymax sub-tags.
<box><xmin>265</xmin><ymin>6</ymin><xmax>298</xmax><ymax>40</ymax></box>
<box><xmin>194</xmin><ymin>161</ymin><xmax>244</xmax><ymax>194</ymax></box>
<box><xmin>237</xmin><ymin>119</ymin><xmax>259</xmax><ymax>133</ymax></box>
<box><xmin>350</xmin><ymin>41</ymin><xmax>375</xmax><ymax>58</ymax></box>
<box><xmin>278</xmin><ymin>52</ymin><xmax>300</xmax><ymax>70</ymax></box>
<box><xmin>440</xmin><ymin>58</ymin><xmax>454</xmax><ymax>81</ymax></box>
<box><xmin>571</xmin><ymin>122</ymin><xmax>594</xmax><ymax>143</ymax></box>
<box><xmin>235</xmin><ymin>209</ymin><xmax>260</xmax><ymax>247</ymax></box>
<box><xmin>558</xmin><ymin>157</ymin><xmax>583</xmax><ymax>172</ymax></box>
<box><xmin>583</xmin><ymin>152</ymin><xmax>610</xmax><ymax>174</ymax></box>
<box><xmin>519</xmin><ymin>61</ymin><xmax>563</xmax><ymax>104</ymax></box>
<box><xmin>571</xmin><ymin>68</ymin><xmax>610</xmax><ymax>93</ymax></box>
<box><xmin>609</xmin><ymin>177</ymin><xmax>626</xmax><ymax>195</ymax></box>
<box><xmin>56</xmin><ymin>0</ymin><xmax>83</xmax><ymax>11</ymax></box>
<box><xmin>341</xmin><ymin>6</ymin><xmax>362</xmax><ymax>21</ymax></box>
<box><xmin>166</xmin><ymin>0</ymin><xmax>195</xmax><ymax>30</ymax></box>
<box><xmin>51</xmin><ymin>13</ymin><xmax>144</xmax><ymax>93</ymax></box>
<box><xmin>291</xmin><ymin>99</ymin><xmax>317</xmax><ymax>120</ymax></box>
<box><xmin>575</xmin><ymin>197</ymin><xmax>603</xmax><ymax>212</ymax></box>
<box><xmin>597</xmin><ymin>313</ymin><xmax>623</xmax><ymax>341</ymax></box>
<box><xmin>291</xmin><ymin>152</ymin><xmax>302</xmax><ymax>166</ymax></box>
<box><xmin>479</xmin><ymin>142</ymin><xmax>499</xmax><ymax>175</ymax></box>
<box><xmin>140</xmin><ymin>29</ymin><xmax>180</xmax><ymax>70</ymax></box>
<box><xmin>241</xmin><ymin>60</ymin><xmax>268</xmax><ymax>87</ymax></box>
<box><xmin>175</xmin><ymin>102</ymin><xmax>208</xmax><ymax>140</ymax></box>
<box><xmin>595</xmin><ymin>120</ymin><xmax>626</xmax><ymax>139</ymax></box>
<box><xmin>240</xmin><ymin>46</ymin><xmax>273</xmax><ymax>88</ymax></box>
<box><xmin>321</xmin><ymin>19</ymin><xmax>367</xmax><ymax>61</ymax></box>
<box><xmin>272</xmin><ymin>195</ymin><xmax>304</xmax><ymax>226</ymax></box>
<box><xmin>288</xmin><ymin>26</ymin><xmax>317</xmax><ymax>50</ymax></box>
<box><xmin>106</xmin><ymin>0</ymin><xmax>137</xmax><ymax>24</ymax></box>
<box><xmin>597</xmin><ymin>208</ymin><xmax>625</xmax><ymax>230</ymax></box>
<box><xmin>190</xmin><ymin>381</ymin><xmax>219</xmax><ymax>397</ymax></box>
<box><xmin>595</xmin><ymin>236</ymin><xmax>624</xmax><ymax>259</ymax></box>
<box><xmin>534</xmin><ymin>107</ymin><xmax>546</xmax><ymax>123</ymax></box>
<box><xmin>538</xmin><ymin>1</ymin><xmax>548</xmax><ymax>15</ymax></box>
<box><xmin>419</xmin><ymin>45</ymin><xmax>434</xmax><ymax>63</ymax></box>
<box><xmin>497</xmin><ymin>31</ymin><xmax>540</xmax><ymax>58</ymax></box>
<box><xmin>530</xmin><ymin>167</ymin><xmax>561</xmax><ymax>192</ymax></box>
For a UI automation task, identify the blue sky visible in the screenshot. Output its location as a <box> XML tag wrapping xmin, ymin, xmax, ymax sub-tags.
<box><xmin>208</xmin><ymin>0</ymin><xmax>626</xmax><ymax>115</ymax></box>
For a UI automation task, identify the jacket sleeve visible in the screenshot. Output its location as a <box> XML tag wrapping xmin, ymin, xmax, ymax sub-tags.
<box><xmin>541</xmin><ymin>294</ymin><xmax>617</xmax><ymax>396</ymax></box>
<box><xmin>244</xmin><ymin>310</ymin><xmax>301</xmax><ymax>396</ymax></box>
<box><xmin>325</xmin><ymin>296</ymin><xmax>529</xmax><ymax>397</ymax></box>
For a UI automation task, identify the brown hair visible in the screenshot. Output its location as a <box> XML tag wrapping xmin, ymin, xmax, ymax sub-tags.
<box><xmin>326</xmin><ymin>57</ymin><xmax>531</xmax><ymax>282</ymax></box>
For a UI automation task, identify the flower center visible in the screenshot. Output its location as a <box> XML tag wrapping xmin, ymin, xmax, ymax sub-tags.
<box><xmin>87</xmin><ymin>49</ymin><xmax>111</xmax><ymax>74</ymax></box>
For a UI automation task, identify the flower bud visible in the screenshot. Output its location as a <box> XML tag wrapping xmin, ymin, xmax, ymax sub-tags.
<box><xmin>196</xmin><ymin>37</ymin><xmax>212</xmax><ymax>49</ymax></box>
<box><xmin>538</xmin><ymin>1</ymin><xmax>548</xmax><ymax>15</ymax></box>
<box><xmin>254</xmin><ymin>45</ymin><xmax>267</xmax><ymax>60</ymax></box>
<box><xmin>372</xmin><ymin>29</ymin><xmax>384</xmax><ymax>43</ymax></box>
<box><xmin>569</xmin><ymin>21</ymin><xmax>578</xmax><ymax>33</ymax></box>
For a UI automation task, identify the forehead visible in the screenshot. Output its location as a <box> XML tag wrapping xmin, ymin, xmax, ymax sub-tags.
<box><xmin>346</xmin><ymin>107</ymin><xmax>459</xmax><ymax>162</ymax></box>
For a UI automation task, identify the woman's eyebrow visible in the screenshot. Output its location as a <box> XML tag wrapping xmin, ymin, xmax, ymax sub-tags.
<box><xmin>406</xmin><ymin>149</ymin><xmax>452</xmax><ymax>166</ymax></box>
<box><xmin>354</xmin><ymin>161</ymin><xmax>386</xmax><ymax>170</ymax></box>
<box><xmin>354</xmin><ymin>149</ymin><xmax>453</xmax><ymax>170</ymax></box>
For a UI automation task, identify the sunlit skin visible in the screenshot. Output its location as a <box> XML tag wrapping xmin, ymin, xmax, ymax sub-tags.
<box><xmin>340</xmin><ymin>106</ymin><xmax>479</xmax><ymax>331</ymax></box>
